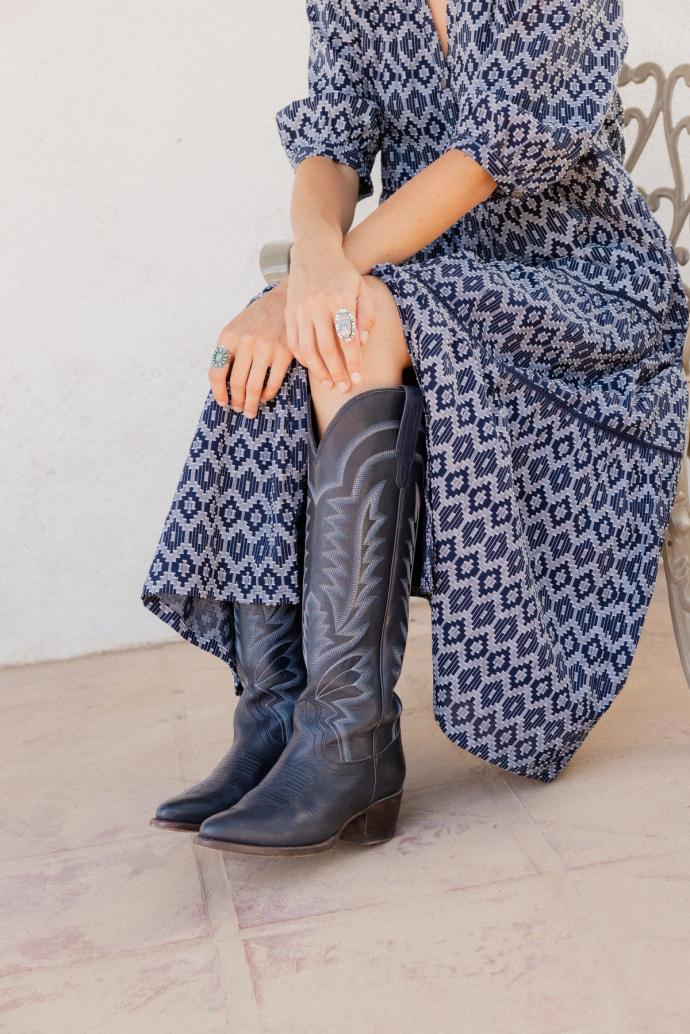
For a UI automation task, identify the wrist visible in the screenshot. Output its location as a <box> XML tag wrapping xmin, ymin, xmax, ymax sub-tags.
<box><xmin>292</xmin><ymin>227</ymin><xmax>343</xmax><ymax>257</ymax></box>
<box><xmin>342</xmin><ymin>231</ymin><xmax>372</xmax><ymax>275</ymax></box>
<box><xmin>267</xmin><ymin>275</ymin><xmax>289</xmax><ymax>300</ymax></box>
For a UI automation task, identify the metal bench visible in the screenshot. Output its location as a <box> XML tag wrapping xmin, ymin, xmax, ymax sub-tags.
<box><xmin>620</xmin><ymin>62</ymin><xmax>690</xmax><ymax>688</ymax></box>
<box><xmin>259</xmin><ymin>62</ymin><xmax>690</xmax><ymax>686</ymax></box>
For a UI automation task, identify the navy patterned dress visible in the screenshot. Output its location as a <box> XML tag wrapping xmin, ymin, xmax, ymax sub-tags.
<box><xmin>142</xmin><ymin>0</ymin><xmax>689</xmax><ymax>782</ymax></box>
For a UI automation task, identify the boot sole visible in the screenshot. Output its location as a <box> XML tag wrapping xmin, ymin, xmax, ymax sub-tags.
<box><xmin>149</xmin><ymin>817</ymin><xmax>201</xmax><ymax>833</ymax></box>
<box><xmin>193</xmin><ymin>790</ymin><xmax>403</xmax><ymax>856</ymax></box>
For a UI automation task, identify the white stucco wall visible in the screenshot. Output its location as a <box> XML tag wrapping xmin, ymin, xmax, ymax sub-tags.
<box><xmin>2</xmin><ymin>0</ymin><xmax>689</xmax><ymax>666</ymax></box>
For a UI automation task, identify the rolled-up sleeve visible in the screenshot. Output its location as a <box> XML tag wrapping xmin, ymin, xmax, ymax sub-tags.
<box><xmin>449</xmin><ymin>0</ymin><xmax>629</xmax><ymax>195</ymax></box>
<box><xmin>275</xmin><ymin>0</ymin><xmax>382</xmax><ymax>201</ymax></box>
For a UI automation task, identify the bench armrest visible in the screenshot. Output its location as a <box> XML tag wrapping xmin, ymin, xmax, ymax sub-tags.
<box><xmin>259</xmin><ymin>240</ymin><xmax>293</xmax><ymax>284</ymax></box>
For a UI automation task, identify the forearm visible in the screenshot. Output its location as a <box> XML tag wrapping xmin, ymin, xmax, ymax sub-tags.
<box><xmin>342</xmin><ymin>150</ymin><xmax>496</xmax><ymax>274</ymax></box>
<box><xmin>290</xmin><ymin>155</ymin><xmax>360</xmax><ymax>250</ymax></box>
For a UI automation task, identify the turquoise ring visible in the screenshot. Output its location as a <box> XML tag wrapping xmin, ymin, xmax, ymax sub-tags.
<box><xmin>211</xmin><ymin>345</ymin><xmax>230</xmax><ymax>369</ymax></box>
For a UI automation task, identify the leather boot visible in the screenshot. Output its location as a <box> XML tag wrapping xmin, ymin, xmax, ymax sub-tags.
<box><xmin>195</xmin><ymin>385</ymin><xmax>426</xmax><ymax>854</ymax></box>
<box><xmin>151</xmin><ymin>603</ymin><xmax>306</xmax><ymax>831</ymax></box>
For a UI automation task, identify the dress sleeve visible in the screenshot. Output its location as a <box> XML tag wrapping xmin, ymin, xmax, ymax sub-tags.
<box><xmin>448</xmin><ymin>0</ymin><xmax>629</xmax><ymax>195</ymax></box>
<box><xmin>275</xmin><ymin>0</ymin><xmax>382</xmax><ymax>201</ymax></box>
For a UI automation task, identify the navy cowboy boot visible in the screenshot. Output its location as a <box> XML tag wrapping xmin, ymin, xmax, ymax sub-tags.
<box><xmin>151</xmin><ymin>603</ymin><xmax>306</xmax><ymax>831</ymax></box>
<box><xmin>195</xmin><ymin>385</ymin><xmax>426</xmax><ymax>854</ymax></box>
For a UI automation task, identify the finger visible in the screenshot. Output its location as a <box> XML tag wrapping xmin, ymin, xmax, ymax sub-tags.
<box><xmin>208</xmin><ymin>348</ymin><xmax>231</xmax><ymax>407</ymax></box>
<box><xmin>260</xmin><ymin>348</ymin><xmax>293</xmax><ymax>402</ymax></box>
<box><xmin>298</xmin><ymin>315</ymin><xmax>333</xmax><ymax>387</ymax></box>
<box><xmin>243</xmin><ymin>350</ymin><xmax>271</xmax><ymax>418</ymax></box>
<box><xmin>228</xmin><ymin>348</ymin><xmax>253</xmax><ymax>413</ymax></box>
<box><xmin>314</xmin><ymin>310</ymin><xmax>349</xmax><ymax>392</ymax></box>
<box><xmin>356</xmin><ymin>281</ymin><xmax>377</xmax><ymax>346</ymax></box>
<box><xmin>337</xmin><ymin>301</ymin><xmax>364</xmax><ymax>386</ymax></box>
<box><xmin>284</xmin><ymin>310</ymin><xmax>305</xmax><ymax>366</ymax></box>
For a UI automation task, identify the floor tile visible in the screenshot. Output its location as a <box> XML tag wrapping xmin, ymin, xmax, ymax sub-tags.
<box><xmin>570</xmin><ymin>850</ymin><xmax>690</xmax><ymax>1031</ymax></box>
<box><xmin>0</xmin><ymin>646</ymin><xmax>170</xmax><ymax>708</ymax></box>
<box><xmin>0</xmin><ymin>752</ymin><xmax>181</xmax><ymax>862</ymax></box>
<box><xmin>241</xmin><ymin>875</ymin><xmax>635</xmax><ymax>1034</ymax></box>
<box><xmin>220</xmin><ymin>780</ymin><xmax>535</xmax><ymax>929</ymax></box>
<box><xmin>0</xmin><ymin>940</ymin><xmax>232</xmax><ymax>1034</ymax></box>
<box><xmin>0</xmin><ymin>835</ymin><xmax>209</xmax><ymax>976</ymax></box>
<box><xmin>504</xmin><ymin>730</ymin><xmax>690</xmax><ymax>862</ymax></box>
<box><xmin>0</xmin><ymin>683</ymin><xmax>176</xmax><ymax>775</ymax></box>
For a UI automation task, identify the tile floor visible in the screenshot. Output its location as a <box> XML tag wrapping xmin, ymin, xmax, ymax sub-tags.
<box><xmin>1</xmin><ymin>568</ymin><xmax>689</xmax><ymax>1033</ymax></box>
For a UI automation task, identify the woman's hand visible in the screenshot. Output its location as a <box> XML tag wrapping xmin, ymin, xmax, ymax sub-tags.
<box><xmin>285</xmin><ymin>235</ymin><xmax>376</xmax><ymax>392</ymax></box>
<box><xmin>209</xmin><ymin>279</ymin><xmax>293</xmax><ymax>418</ymax></box>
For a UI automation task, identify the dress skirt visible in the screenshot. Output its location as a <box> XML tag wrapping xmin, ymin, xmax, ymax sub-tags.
<box><xmin>142</xmin><ymin>249</ymin><xmax>688</xmax><ymax>783</ymax></box>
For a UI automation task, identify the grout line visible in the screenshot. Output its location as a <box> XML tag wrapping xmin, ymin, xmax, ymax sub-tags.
<box><xmin>0</xmin><ymin>830</ymin><xmax>160</xmax><ymax>865</ymax></box>
<box><xmin>560</xmin><ymin>842</ymin><xmax>690</xmax><ymax>875</ymax></box>
<box><xmin>194</xmin><ymin>848</ymin><xmax>263</xmax><ymax>1034</ymax></box>
<box><xmin>233</xmin><ymin>868</ymin><xmax>543</xmax><ymax>939</ymax></box>
<box><xmin>0</xmin><ymin>934</ymin><xmax>213</xmax><ymax>981</ymax></box>
<box><xmin>400</xmin><ymin>776</ymin><xmax>516</xmax><ymax>818</ymax></box>
<box><xmin>168</xmin><ymin>647</ymin><xmax>263</xmax><ymax>1033</ymax></box>
<box><xmin>490</xmin><ymin>775</ymin><xmax>568</xmax><ymax>876</ymax></box>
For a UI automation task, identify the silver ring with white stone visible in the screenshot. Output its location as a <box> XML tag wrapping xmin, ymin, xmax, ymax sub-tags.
<box><xmin>334</xmin><ymin>308</ymin><xmax>357</xmax><ymax>344</ymax></box>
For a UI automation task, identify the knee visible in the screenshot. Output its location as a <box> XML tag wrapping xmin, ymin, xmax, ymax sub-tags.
<box><xmin>362</xmin><ymin>274</ymin><xmax>396</xmax><ymax>317</ymax></box>
<box><xmin>360</xmin><ymin>275</ymin><xmax>411</xmax><ymax>370</ymax></box>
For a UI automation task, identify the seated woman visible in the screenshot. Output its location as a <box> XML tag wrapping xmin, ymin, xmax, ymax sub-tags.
<box><xmin>142</xmin><ymin>0</ymin><xmax>689</xmax><ymax>855</ymax></box>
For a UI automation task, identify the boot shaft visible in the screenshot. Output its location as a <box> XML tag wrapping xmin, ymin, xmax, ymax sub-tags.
<box><xmin>233</xmin><ymin>603</ymin><xmax>306</xmax><ymax>745</ymax></box>
<box><xmin>299</xmin><ymin>386</ymin><xmax>426</xmax><ymax>763</ymax></box>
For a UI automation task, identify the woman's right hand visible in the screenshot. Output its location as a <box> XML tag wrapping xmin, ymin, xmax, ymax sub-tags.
<box><xmin>209</xmin><ymin>279</ymin><xmax>293</xmax><ymax>417</ymax></box>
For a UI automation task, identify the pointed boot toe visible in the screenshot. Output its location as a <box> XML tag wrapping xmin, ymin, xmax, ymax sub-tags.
<box><xmin>194</xmin><ymin>814</ymin><xmax>339</xmax><ymax>856</ymax></box>
<box><xmin>195</xmin><ymin>810</ymin><xmax>234</xmax><ymax>843</ymax></box>
<box><xmin>151</xmin><ymin>796</ymin><xmax>206</xmax><ymax>832</ymax></box>
<box><xmin>194</xmin><ymin>803</ymin><xmax>276</xmax><ymax>854</ymax></box>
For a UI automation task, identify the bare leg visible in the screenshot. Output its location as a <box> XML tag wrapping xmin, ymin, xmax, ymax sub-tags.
<box><xmin>308</xmin><ymin>275</ymin><xmax>413</xmax><ymax>439</ymax></box>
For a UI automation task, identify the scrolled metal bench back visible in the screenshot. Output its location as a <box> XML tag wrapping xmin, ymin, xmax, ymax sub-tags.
<box><xmin>620</xmin><ymin>62</ymin><xmax>690</xmax><ymax>299</ymax></box>
<box><xmin>620</xmin><ymin>62</ymin><xmax>690</xmax><ymax>691</ymax></box>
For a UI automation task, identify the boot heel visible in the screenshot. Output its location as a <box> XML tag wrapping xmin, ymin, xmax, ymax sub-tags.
<box><xmin>340</xmin><ymin>791</ymin><xmax>403</xmax><ymax>846</ymax></box>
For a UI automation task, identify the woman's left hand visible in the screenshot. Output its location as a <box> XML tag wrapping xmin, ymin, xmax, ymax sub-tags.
<box><xmin>284</xmin><ymin>236</ymin><xmax>376</xmax><ymax>392</ymax></box>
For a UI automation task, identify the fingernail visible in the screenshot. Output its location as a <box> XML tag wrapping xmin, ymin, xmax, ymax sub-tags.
<box><xmin>321</xmin><ymin>379</ymin><xmax>333</xmax><ymax>388</ymax></box>
<box><xmin>361</xmin><ymin>329</ymin><xmax>369</xmax><ymax>344</ymax></box>
<box><xmin>351</xmin><ymin>371</ymin><xmax>362</xmax><ymax>384</ymax></box>
<box><xmin>337</xmin><ymin>381</ymin><xmax>349</xmax><ymax>392</ymax></box>
<box><xmin>232</xmin><ymin>406</ymin><xmax>242</xmax><ymax>413</ymax></box>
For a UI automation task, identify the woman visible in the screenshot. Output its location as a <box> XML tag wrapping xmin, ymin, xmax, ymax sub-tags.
<box><xmin>143</xmin><ymin>0</ymin><xmax>689</xmax><ymax>855</ymax></box>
